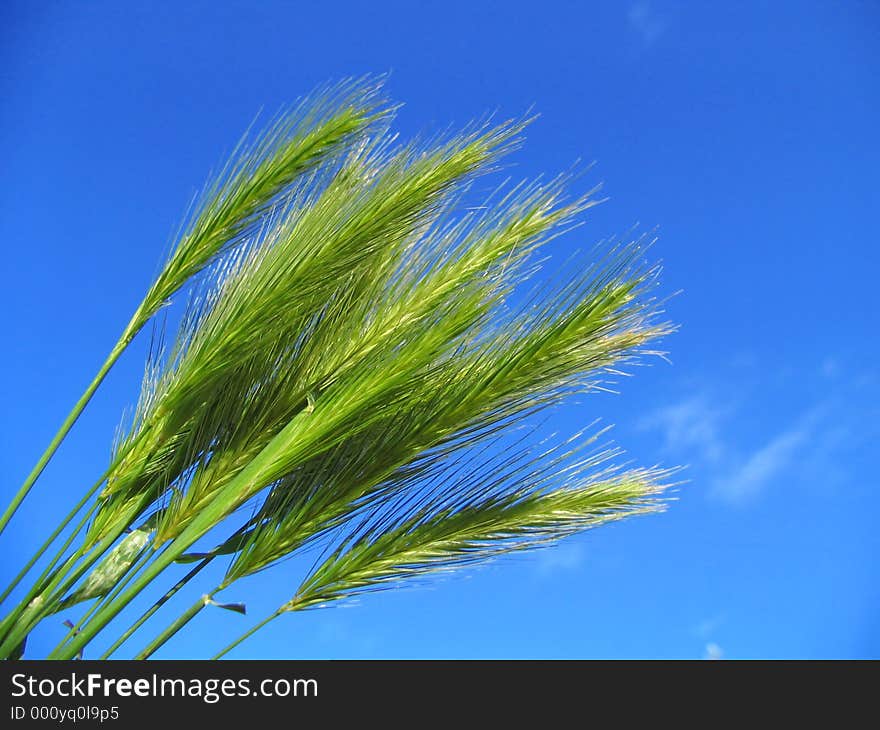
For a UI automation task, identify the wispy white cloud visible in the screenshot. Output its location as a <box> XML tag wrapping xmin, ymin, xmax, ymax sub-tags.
<box><xmin>703</xmin><ymin>642</ymin><xmax>724</xmax><ymax>660</ymax></box>
<box><xmin>638</xmin><ymin>396</ymin><xmax>725</xmax><ymax>465</ymax></box>
<box><xmin>628</xmin><ymin>1</ymin><xmax>667</xmax><ymax>45</ymax></box>
<box><xmin>711</xmin><ymin>416</ymin><xmax>814</xmax><ymax>502</ymax></box>
<box><xmin>693</xmin><ymin>613</ymin><xmax>726</xmax><ymax>640</ymax></box>
<box><xmin>534</xmin><ymin>542</ymin><xmax>586</xmax><ymax>575</ymax></box>
<box><xmin>640</xmin><ymin>391</ymin><xmax>830</xmax><ymax>503</ymax></box>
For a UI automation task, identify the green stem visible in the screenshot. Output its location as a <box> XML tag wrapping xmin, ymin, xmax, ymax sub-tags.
<box><xmin>46</xmin><ymin>509</ymin><xmax>148</xmax><ymax>613</ymax></box>
<box><xmin>50</xmin><ymin>414</ymin><xmax>303</xmax><ymax>660</ymax></box>
<box><xmin>0</xmin><ymin>318</ymin><xmax>138</xmax><ymax>538</ymax></box>
<box><xmin>47</xmin><ymin>540</ymin><xmax>180</xmax><ymax>659</ymax></box>
<box><xmin>101</xmin><ymin>557</ymin><xmax>213</xmax><ymax>659</ymax></box>
<box><xmin>1</xmin><ymin>419</ymin><xmax>155</xmax><ymax>615</ymax></box>
<box><xmin>0</xmin><ymin>490</ymin><xmax>153</xmax><ymax>659</ymax></box>
<box><xmin>0</xmin><ymin>473</ymin><xmax>107</xmax><ymax>607</ymax></box>
<box><xmin>0</xmin><ymin>502</ymin><xmax>98</xmax><ymax>649</ymax></box>
<box><xmin>0</xmin><ymin>548</ymin><xmax>85</xmax><ymax>658</ymax></box>
<box><xmin>135</xmin><ymin>591</ymin><xmax>215</xmax><ymax>660</ymax></box>
<box><xmin>53</xmin><ymin>545</ymin><xmax>154</xmax><ymax>656</ymax></box>
<box><xmin>213</xmin><ymin>610</ymin><xmax>283</xmax><ymax>660</ymax></box>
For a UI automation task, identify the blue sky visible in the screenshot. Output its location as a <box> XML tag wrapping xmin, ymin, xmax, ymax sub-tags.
<box><xmin>1</xmin><ymin>1</ymin><xmax>877</xmax><ymax>659</ymax></box>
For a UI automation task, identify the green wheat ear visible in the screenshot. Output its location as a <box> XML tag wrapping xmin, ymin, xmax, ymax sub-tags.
<box><xmin>0</xmin><ymin>75</ymin><xmax>388</xmax><ymax>537</ymax></box>
<box><xmin>136</xmin><ymin>76</ymin><xmax>391</xmax><ymax>325</ymax></box>
<box><xmin>1</xmin><ymin>77</ymin><xmax>676</xmax><ymax>661</ymax></box>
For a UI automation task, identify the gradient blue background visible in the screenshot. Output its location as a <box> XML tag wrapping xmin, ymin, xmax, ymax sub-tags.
<box><xmin>1</xmin><ymin>1</ymin><xmax>877</xmax><ymax>659</ymax></box>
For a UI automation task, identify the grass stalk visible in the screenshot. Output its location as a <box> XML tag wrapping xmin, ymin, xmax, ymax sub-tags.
<box><xmin>134</xmin><ymin>591</ymin><xmax>215</xmax><ymax>660</ymax></box>
<box><xmin>0</xmin><ymin>489</ymin><xmax>154</xmax><ymax>658</ymax></box>
<box><xmin>0</xmin><ymin>330</ymin><xmax>134</xmax><ymax>538</ymax></box>
<box><xmin>0</xmin><ymin>501</ymin><xmax>100</xmax><ymax>649</ymax></box>
<box><xmin>0</xmin><ymin>471</ymin><xmax>108</xmax><ymax>606</ymax></box>
<box><xmin>100</xmin><ymin>557</ymin><xmax>213</xmax><ymax>659</ymax></box>
<box><xmin>52</xmin><ymin>546</ymin><xmax>154</xmax><ymax>657</ymax></box>
<box><xmin>49</xmin><ymin>416</ymin><xmax>303</xmax><ymax>659</ymax></box>
<box><xmin>212</xmin><ymin>610</ymin><xmax>283</xmax><ymax>660</ymax></box>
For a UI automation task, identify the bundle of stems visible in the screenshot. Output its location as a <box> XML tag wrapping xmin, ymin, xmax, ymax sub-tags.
<box><xmin>0</xmin><ymin>76</ymin><xmax>674</xmax><ymax>660</ymax></box>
